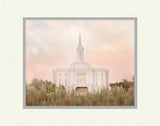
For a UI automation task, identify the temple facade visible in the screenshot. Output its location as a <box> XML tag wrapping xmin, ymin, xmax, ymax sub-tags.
<box><xmin>51</xmin><ymin>32</ymin><xmax>110</xmax><ymax>94</ymax></box>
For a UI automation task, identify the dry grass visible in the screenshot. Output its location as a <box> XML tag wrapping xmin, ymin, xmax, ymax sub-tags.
<box><xmin>26</xmin><ymin>79</ymin><xmax>134</xmax><ymax>106</ymax></box>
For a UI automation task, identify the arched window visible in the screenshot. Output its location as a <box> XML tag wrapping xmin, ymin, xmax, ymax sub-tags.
<box><xmin>77</xmin><ymin>73</ymin><xmax>79</xmax><ymax>83</ymax></box>
<box><xmin>80</xmin><ymin>73</ymin><xmax>83</xmax><ymax>83</ymax></box>
<box><xmin>77</xmin><ymin>73</ymin><xmax>86</xmax><ymax>84</ymax></box>
<box><xmin>96</xmin><ymin>73</ymin><xmax>97</xmax><ymax>85</ymax></box>
<box><xmin>101</xmin><ymin>73</ymin><xmax>103</xmax><ymax>85</ymax></box>
<box><xmin>54</xmin><ymin>74</ymin><xmax>56</xmax><ymax>84</ymax></box>
<box><xmin>59</xmin><ymin>73</ymin><xmax>61</xmax><ymax>85</ymax></box>
<box><xmin>84</xmin><ymin>73</ymin><xmax>86</xmax><ymax>83</ymax></box>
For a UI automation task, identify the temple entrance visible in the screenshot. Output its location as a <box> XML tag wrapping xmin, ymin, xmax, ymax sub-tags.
<box><xmin>76</xmin><ymin>87</ymin><xmax>88</xmax><ymax>95</ymax></box>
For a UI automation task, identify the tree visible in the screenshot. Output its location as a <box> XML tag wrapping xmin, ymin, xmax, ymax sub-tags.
<box><xmin>31</xmin><ymin>78</ymin><xmax>45</xmax><ymax>91</ymax></box>
<box><xmin>45</xmin><ymin>80</ymin><xmax>56</xmax><ymax>94</ymax></box>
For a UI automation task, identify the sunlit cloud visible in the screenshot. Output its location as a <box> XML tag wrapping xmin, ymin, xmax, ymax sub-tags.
<box><xmin>26</xmin><ymin>20</ymin><xmax>134</xmax><ymax>83</ymax></box>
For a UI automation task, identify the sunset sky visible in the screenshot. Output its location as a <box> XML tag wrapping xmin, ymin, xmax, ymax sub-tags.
<box><xmin>26</xmin><ymin>20</ymin><xmax>134</xmax><ymax>83</ymax></box>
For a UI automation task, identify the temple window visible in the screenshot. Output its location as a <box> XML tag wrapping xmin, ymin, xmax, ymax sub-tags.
<box><xmin>59</xmin><ymin>73</ymin><xmax>61</xmax><ymax>84</ymax></box>
<box><xmin>54</xmin><ymin>74</ymin><xmax>56</xmax><ymax>84</ymax></box>
<box><xmin>101</xmin><ymin>73</ymin><xmax>103</xmax><ymax>85</ymax></box>
<box><xmin>96</xmin><ymin>73</ymin><xmax>97</xmax><ymax>85</ymax></box>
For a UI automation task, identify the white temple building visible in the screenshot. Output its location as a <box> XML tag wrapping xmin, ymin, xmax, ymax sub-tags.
<box><xmin>51</xmin><ymin>32</ymin><xmax>110</xmax><ymax>94</ymax></box>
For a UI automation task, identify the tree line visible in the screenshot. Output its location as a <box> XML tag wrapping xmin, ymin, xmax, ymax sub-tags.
<box><xmin>26</xmin><ymin>78</ymin><xmax>134</xmax><ymax>106</ymax></box>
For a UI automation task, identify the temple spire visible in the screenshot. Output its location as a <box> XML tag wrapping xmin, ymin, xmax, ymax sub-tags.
<box><xmin>77</xmin><ymin>32</ymin><xmax>84</xmax><ymax>62</ymax></box>
<box><xmin>79</xmin><ymin>31</ymin><xmax>81</xmax><ymax>45</ymax></box>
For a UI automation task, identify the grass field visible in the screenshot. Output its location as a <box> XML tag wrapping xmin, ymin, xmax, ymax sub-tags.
<box><xmin>26</xmin><ymin>79</ymin><xmax>134</xmax><ymax>106</ymax></box>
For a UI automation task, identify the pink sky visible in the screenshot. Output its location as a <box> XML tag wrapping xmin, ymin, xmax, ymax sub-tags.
<box><xmin>26</xmin><ymin>20</ymin><xmax>134</xmax><ymax>83</ymax></box>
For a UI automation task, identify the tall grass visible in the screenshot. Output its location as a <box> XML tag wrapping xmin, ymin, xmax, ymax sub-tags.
<box><xmin>26</xmin><ymin>79</ymin><xmax>134</xmax><ymax>106</ymax></box>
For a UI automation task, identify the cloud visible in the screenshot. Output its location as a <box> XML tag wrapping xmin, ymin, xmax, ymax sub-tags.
<box><xmin>26</xmin><ymin>20</ymin><xmax>134</xmax><ymax>83</ymax></box>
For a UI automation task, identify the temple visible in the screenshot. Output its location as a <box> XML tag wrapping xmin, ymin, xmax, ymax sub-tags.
<box><xmin>51</xmin><ymin>32</ymin><xmax>110</xmax><ymax>94</ymax></box>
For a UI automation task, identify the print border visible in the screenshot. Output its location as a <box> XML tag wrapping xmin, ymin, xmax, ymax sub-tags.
<box><xmin>23</xmin><ymin>17</ymin><xmax>137</xmax><ymax>109</ymax></box>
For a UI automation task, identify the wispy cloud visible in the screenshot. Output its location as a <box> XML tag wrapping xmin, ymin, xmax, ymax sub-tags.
<box><xmin>26</xmin><ymin>20</ymin><xmax>134</xmax><ymax>83</ymax></box>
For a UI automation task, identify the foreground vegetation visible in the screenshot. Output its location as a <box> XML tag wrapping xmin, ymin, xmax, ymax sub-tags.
<box><xmin>26</xmin><ymin>79</ymin><xmax>134</xmax><ymax>106</ymax></box>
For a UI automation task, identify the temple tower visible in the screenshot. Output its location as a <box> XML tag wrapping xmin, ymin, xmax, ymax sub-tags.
<box><xmin>76</xmin><ymin>32</ymin><xmax>84</xmax><ymax>62</ymax></box>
